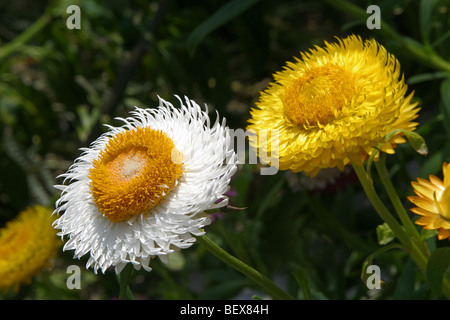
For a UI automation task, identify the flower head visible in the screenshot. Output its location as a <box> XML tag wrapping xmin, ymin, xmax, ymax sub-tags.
<box><xmin>53</xmin><ymin>96</ymin><xmax>238</xmax><ymax>274</ymax></box>
<box><xmin>247</xmin><ymin>35</ymin><xmax>419</xmax><ymax>176</ymax></box>
<box><xmin>0</xmin><ymin>205</ymin><xmax>60</xmax><ymax>293</ymax></box>
<box><xmin>408</xmin><ymin>162</ymin><xmax>450</xmax><ymax>240</ymax></box>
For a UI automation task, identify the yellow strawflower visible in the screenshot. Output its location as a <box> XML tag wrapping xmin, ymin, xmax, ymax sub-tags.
<box><xmin>408</xmin><ymin>162</ymin><xmax>450</xmax><ymax>240</ymax></box>
<box><xmin>0</xmin><ymin>205</ymin><xmax>60</xmax><ymax>293</ymax></box>
<box><xmin>247</xmin><ymin>35</ymin><xmax>419</xmax><ymax>176</ymax></box>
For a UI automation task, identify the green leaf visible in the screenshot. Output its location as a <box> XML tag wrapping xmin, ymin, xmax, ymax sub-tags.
<box><xmin>419</xmin><ymin>0</ymin><xmax>434</xmax><ymax>46</ymax></box>
<box><xmin>403</xmin><ymin>131</ymin><xmax>428</xmax><ymax>156</ymax></box>
<box><xmin>419</xmin><ymin>151</ymin><xmax>445</xmax><ymax>178</ymax></box>
<box><xmin>432</xmin><ymin>30</ymin><xmax>450</xmax><ymax>48</ymax></box>
<box><xmin>392</xmin><ymin>258</ymin><xmax>416</xmax><ymax>299</ymax></box>
<box><xmin>376</xmin><ymin>223</ymin><xmax>395</xmax><ymax>245</ymax></box>
<box><xmin>407</xmin><ymin>71</ymin><xmax>448</xmax><ymax>85</ymax></box>
<box><xmin>291</xmin><ymin>266</ymin><xmax>312</xmax><ymax>300</ymax></box>
<box><xmin>421</xmin><ymin>228</ymin><xmax>438</xmax><ymax>241</ymax></box>
<box><xmin>426</xmin><ymin>247</ymin><xmax>450</xmax><ymax>296</ymax></box>
<box><xmin>198</xmin><ymin>279</ymin><xmax>250</xmax><ymax>299</ymax></box>
<box><xmin>440</xmin><ymin>77</ymin><xmax>450</xmax><ymax>137</ymax></box>
<box><xmin>186</xmin><ymin>0</ymin><xmax>261</xmax><ymax>55</ymax></box>
<box><xmin>74</xmin><ymin>75</ymin><xmax>102</xmax><ymax>107</ymax></box>
<box><xmin>441</xmin><ymin>77</ymin><xmax>450</xmax><ymax>107</ymax></box>
<box><xmin>117</xmin><ymin>264</ymin><xmax>135</xmax><ymax>300</ymax></box>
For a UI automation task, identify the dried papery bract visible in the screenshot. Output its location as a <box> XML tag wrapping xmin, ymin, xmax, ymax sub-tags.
<box><xmin>247</xmin><ymin>35</ymin><xmax>419</xmax><ymax>176</ymax></box>
<box><xmin>53</xmin><ymin>96</ymin><xmax>238</xmax><ymax>274</ymax></box>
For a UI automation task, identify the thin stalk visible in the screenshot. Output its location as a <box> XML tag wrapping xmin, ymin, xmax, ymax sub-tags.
<box><xmin>117</xmin><ymin>264</ymin><xmax>135</xmax><ymax>300</ymax></box>
<box><xmin>374</xmin><ymin>157</ymin><xmax>430</xmax><ymax>260</ymax></box>
<box><xmin>197</xmin><ymin>235</ymin><xmax>295</xmax><ymax>300</ymax></box>
<box><xmin>352</xmin><ymin>164</ymin><xmax>428</xmax><ymax>273</ymax></box>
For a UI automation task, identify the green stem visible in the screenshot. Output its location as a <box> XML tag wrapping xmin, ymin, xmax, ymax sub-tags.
<box><xmin>197</xmin><ymin>235</ymin><xmax>295</xmax><ymax>300</ymax></box>
<box><xmin>352</xmin><ymin>164</ymin><xmax>427</xmax><ymax>273</ymax></box>
<box><xmin>0</xmin><ymin>11</ymin><xmax>53</xmax><ymax>63</ymax></box>
<box><xmin>117</xmin><ymin>263</ymin><xmax>135</xmax><ymax>300</ymax></box>
<box><xmin>324</xmin><ymin>0</ymin><xmax>450</xmax><ymax>73</ymax></box>
<box><xmin>374</xmin><ymin>157</ymin><xmax>430</xmax><ymax>260</ymax></box>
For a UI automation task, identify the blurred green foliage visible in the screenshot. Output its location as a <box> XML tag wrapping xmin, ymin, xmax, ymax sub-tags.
<box><xmin>0</xmin><ymin>0</ymin><xmax>449</xmax><ymax>300</ymax></box>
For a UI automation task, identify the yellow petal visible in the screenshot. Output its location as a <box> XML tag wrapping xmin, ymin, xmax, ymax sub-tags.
<box><xmin>409</xmin><ymin>196</ymin><xmax>438</xmax><ymax>213</ymax></box>
<box><xmin>437</xmin><ymin>228</ymin><xmax>450</xmax><ymax>240</ymax></box>
<box><xmin>443</xmin><ymin>162</ymin><xmax>450</xmax><ymax>187</ymax></box>
<box><xmin>410</xmin><ymin>206</ymin><xmax>437</xmax><ymax>217</ymax></box>
<box><xmin>438</xmin><ymin>187</ymin><xmax>450</xmax><ymax>220</ymax></box>
<box><xmin>411</xmin><ymin>181</ymin><xmax>436</xmax><ymax>199</ymax></box>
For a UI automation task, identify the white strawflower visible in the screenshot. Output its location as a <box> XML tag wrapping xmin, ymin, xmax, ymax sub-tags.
<box><xmin>53</xmin><ymin>96</ymin><xmax>238</xmax><ymax>274</ymax></box>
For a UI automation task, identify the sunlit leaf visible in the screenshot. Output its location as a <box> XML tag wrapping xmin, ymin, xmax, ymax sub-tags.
<box><xmin>403</xmin><ymin>130</ymin><xmax>428</xmax><ymax>156</ymax></box>
<box><xmin>376</xmin><ymin>223</ymin><xmax>395</xmax><ymax>245</ymax></box>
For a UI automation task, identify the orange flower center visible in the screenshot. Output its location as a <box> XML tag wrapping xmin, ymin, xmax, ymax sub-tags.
<box><xmin>89</xmin><ymin>127</ymin><xmax>183</xmax><ymax>223</ymax></box>
<box><xmin>282</xmin><ymin>64</ymin><xmax>355</xmax><ymax>126</ymax></box>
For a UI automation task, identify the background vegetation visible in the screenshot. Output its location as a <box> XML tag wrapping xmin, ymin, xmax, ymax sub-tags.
<box><xmin>1</xmin><ymin>0</ymin><xmax>449</xmax><ymax>299</ymax></box>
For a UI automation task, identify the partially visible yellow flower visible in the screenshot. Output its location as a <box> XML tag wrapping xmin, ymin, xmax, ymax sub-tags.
<box><xmin>408</xmin><ymin>162</ymin><xmax>450</xmax><ymax>241</ymax></box>
<box><xmin>0</xmin><ymin>205</ymin><xmax>60</xmax><ymax>293</ymax></box>
<box><xmin>247</xmin><ymin>35</ymin><xmax>419</xmax><ymax>176</ymax></box>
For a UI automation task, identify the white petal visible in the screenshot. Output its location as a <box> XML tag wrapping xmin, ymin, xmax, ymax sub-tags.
<box><xmin>53</xmin><ymin>95</ymin><xmax>238</xmax><ymax>274</ymax></box>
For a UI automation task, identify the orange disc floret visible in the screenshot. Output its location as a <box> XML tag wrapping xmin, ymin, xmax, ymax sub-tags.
<box><xmin>89</xmin><ymin>126</ymin><xmax>183</xmax><ymax>222</ymax></box>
